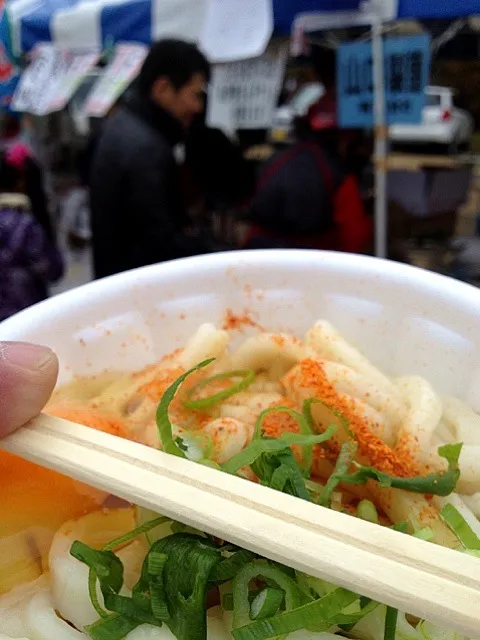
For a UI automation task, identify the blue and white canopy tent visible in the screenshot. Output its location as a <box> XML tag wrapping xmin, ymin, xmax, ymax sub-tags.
<box><xmin>7</xmin><ymin>0</ymin><xmax>468</xmax><ymax>56</ymax></box>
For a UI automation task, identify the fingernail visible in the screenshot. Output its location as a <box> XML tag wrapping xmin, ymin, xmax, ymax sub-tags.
<box><xmin>0</xmin><ymin>342</ymin><xmax>55</xmax><ymax>371</ymax></box>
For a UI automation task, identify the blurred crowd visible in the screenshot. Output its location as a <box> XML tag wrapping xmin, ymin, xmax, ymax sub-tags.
<box><xmin>0</xmin><ymin>39</ymin><xmax>374</xmax><ymax>322</ymax></box>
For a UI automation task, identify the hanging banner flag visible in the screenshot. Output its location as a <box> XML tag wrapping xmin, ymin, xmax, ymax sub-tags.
<box><xmin>208</xmin><ymin>48</ymin><xmax>286</xmax><ymax>130</ymax></box>
<box><xmin>11</xmin><ymin>44</ymin><xmax>69</xmax><ymax>115</ymax></box>
<box><xmin>0</xmin><ymin>1</ymin><xmax>20</xmax><ymax>110</ymax></box>
<box><xmin>337</xmin><ymin>34</ymin><xmax>431</xmax><ymax>128</ymax></box>
<box><xmin>11</xmin><ymin>44</ymin><xmax>99</xmax><ymax>115</ymax></box>
<box><xmin>46</xmin><ymin>51</ymin><xmax>100</xmax><ymax>112</ymax></box>
<box><xmin>83</xmin><ymin>43</ymin><xmax>147</xmax><ymax>117</ymax></box>
<box><xmin>200</xmin><ymin>0</ymin><xmax>273</xmax><ymax>63</ymax></box>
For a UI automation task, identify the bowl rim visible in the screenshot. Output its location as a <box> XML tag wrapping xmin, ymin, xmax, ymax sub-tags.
<box><xmin>0</xmin><ymin>249</ymin><xmax>479</xmax><ymax>339</ymax></box>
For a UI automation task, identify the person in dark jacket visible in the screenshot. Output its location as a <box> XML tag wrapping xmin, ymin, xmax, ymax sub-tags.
<box><xmin>184</xmin><ymin>99</ymin><xmax>253</xmax><ymax>212</ymax></box>
<box><xmin>89</xmin><ymin>39</ymin><xmax>210</xmax><ymax>279</ymax></box>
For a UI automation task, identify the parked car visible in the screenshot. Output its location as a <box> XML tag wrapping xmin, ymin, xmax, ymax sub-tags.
<box><xmin>390</xmin><ymin>86</ymin><xmax>474</xmax><ymax>153</ymax></box>
<box><xmin>269</xmin><ymin>82</ymin><xmax>324</xmax><ymax>144</ymax></box>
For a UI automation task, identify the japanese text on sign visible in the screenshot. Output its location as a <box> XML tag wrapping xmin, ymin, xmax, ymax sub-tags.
<box><xmin>84</xmin><ymin>44</ymin><xmax>147</xmax><ymax>117</ymax></box>
<box><xmin>337</xmin><ymin>34</ymin><xmax>431</xmax><ymax>128</ymax></box>
<box><xmin>12</xmin><ymin>44</ymin><xmax>68</xmax><ymax>115</ymax></box>
<box><xmin>11</xmin><ymin>44</ymin><xmax>99</xmax><ymax>115</ymax></box>
<box><xmin>207</xmin><ymin>50</ymin><xmax>286</xmax><ymax>130</ymax></box>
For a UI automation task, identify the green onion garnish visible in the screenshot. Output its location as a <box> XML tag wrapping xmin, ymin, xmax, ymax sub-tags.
<box><xmin>391</xmin><ymin>521</ymin><xmax>409</xmax><ymax>534</ymax></box>
<box><xmin>224</xmin><ymin>426</ymin><xmax>336</xmax><ymax>476</ymax></box>
<box><xmin>232</xmin><ymin>561</ymin><xmax>308</xmax><ymax>629</ymax></box>
<box><xmin>156</xmin><ymin>358</ymin><xmax>214</xmax><ymax>457</ymax></box>
<box><xmin>183</xmin><ymin>369</ymin><xmax>255</xmax><ymax>409</ymax></box>
<box><xmin>232</xmin><ymin>587</ymin><xmax>358</xmax><ymax>639</ymax></box>
<box><xmin>303</xmin><ymin>397</ymin><xmax>353</xmax><ymax>439</ymax></box>
<box><xmin>223</xmin><ymin>425</ymin><xmax>336</xmax><ymax>502</ymax></box>
<box><xmin>103</xmin><ymin>516</ymin><xmax>171</xmax><ymax>551</ymax></box>
<box><xmin>384</xmin><ymin>606</ymin><xmax>398</xmax><ymax>640</ymax></box>
<box><xmin>250</xmin><ymin>587</ymin><xmax>284</xmax><ymax>620</ymax></box>
<box><xmin>70</xmin><ymin>543</ymin><xmax>124</xmax><ymax>619</ymax></box>
<box><xmin>440</xmin><ymin>503</ymin><xmax>480</xmax><ymax>550</ymax></box>
<box><xmin>356</xmin><ymin>499</ymin><xmax>379</xmax><ymax>524</ymax></box>
<box><xmin>85</xmin><ymin>613</ymin><xmax>140</xmax><ymax>640</ymax></box>
<box><xmin>340</xmin><ymin>443</ymin><xmax>462</xmax><ymax>497</ymax></box>
<box><xmin>318</xmin><ymin>441</ymin><xmax>358</xmax><ymax>507</ymax></box>
<box><xmin>151</xmin><ymin>534</ymin><xmax>221</xmax><ymax>640</ymax></box>
<box><xmin>210</xmin><ymin>549</ymin><xmax>258</xmax><ymax>583</ymax></box>
<box><xmin>253</xmin><ymin>406</ymin><xmax>318</xmax><ymax>475</ymax></box>
<box><xmin>413</xmin><ymin>527</ymin><xmax>435</xmax><ymax>541</ymax></box>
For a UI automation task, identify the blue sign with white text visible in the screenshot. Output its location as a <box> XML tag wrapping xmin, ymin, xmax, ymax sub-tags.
<box><xmin>337</xmin><ymin>34</ymin><xmax>431</xmax><ymax>128</ymax></box>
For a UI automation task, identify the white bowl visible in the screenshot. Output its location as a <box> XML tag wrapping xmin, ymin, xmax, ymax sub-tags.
<box><xmin>1</xmin><ymin>249</ymin><xmax>480</xmax><ymax>408</ymax></box>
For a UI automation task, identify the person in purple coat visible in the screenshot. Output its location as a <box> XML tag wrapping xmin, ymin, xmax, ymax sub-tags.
<box><xmin>0</xmin><ymin>147</ymin><xmax>64</xmax><ymax>321</ymax></box>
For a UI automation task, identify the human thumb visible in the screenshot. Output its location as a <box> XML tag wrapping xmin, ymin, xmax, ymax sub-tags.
<box><xmin>0</xmin><ymin>341</ymin><xmax>59</xmax><ymax>437</ymax></box>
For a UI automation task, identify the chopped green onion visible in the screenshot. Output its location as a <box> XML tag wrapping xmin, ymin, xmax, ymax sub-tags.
<box><xmin>174</xmin><ymin>430</ymin><xmax>211</xmax><ymax>462</ymax></box>
<box><xmin>224</xmin><ymin>426</ymin><xmax>336</xmax><ymax>476</ymax></box>
<box><xmin>103</xmin><ymin>516</ymin><xmax>170</xmax><ymax>551</ymax></box>
<box><xmin>306</xmin><ymin>576</ymin><xmax>333</xmax><ymax>598</ymax></box>
<box><xmin>253</xmin><ymin>406</ymin><xmax>316</xmax><ymax>474</ymax></box>
<box><xmin>232</xmin><ymin>561</ymin><xmax>308</xmax><ymax>629</ymax></box>
<box><xmin>88</xmin><ymin>567</ymin><xmax>107</xmax><ymax>618</ymax></box>
<box><xmin>391</xmin><ymin>521</ymin><xmax>409</xmax><ymax>534</ymax></box>
<box><xmin>413</xmin><ymin>527</ymin><xmax>435</xmax><ymax>541</ymax></box>
<box><xmin>210</xmin><ymin>549</ymin><xmax>258</xmax><ymax>583</ymax></box>
<box><xmin>232</xmin><ymin>587</ymin><xmax>358</xmax><ymax>639</ymax></box>
<box><xmin>85</xmin><ymin>613</ymin><xmax>140</xmax><ymax>640</ymax></box>
<box><xmin>304</xmin><ymin>479</ymin><xmax>324</xmax><ymax>495</ymax></box>
<box><xmin>222</xmin><ymin>412</ymin><xmax>335</xmax><ymax>502</ymax></box>
<box><xmin>263</xmin><ymin>454</ymin><xmax>312</xmax><ymax>501</ymax></box>
<box><xmin>294</xmin><ymin>571</ymin><xmax>316</xmax><ymax>600</ymax></box>
<box><xmin>198</xmin><ymin>458</ymin><xmax>222</xmax><ymax>470</ymax></box>
<box><xmin>319</xmin><ymin>441</ymin><xmax>358</xmax><ymax>507</ymax></box>
<box><xmin>183</xmin><ymin>369</ymin><xmax>255</xmax><ymax>409</ymax></box>
<box><xmin>384</xmin><ymin>606</ymin><xmax>398</xmax><ymax>640</ymax></box>
<box><xmin>156</xmin><ymin>358</ymin><xmax>214</xmax><ymax>457</ymax></box>
<box><xmin>250</xmin><ymin>587</ymin><xmax>284</xmax><ymax>620</ymax></box>
<box><xmin>102</xmin><ymin>593</ymin><xmax>162</xmax><ymax>625</ymax></box>
<box><xmin>145</xmin><ymin>533</ymin><xmax>221</xmax><ymax>640</ymax></box>
<box><xmin>340</xmin><ymin>443</ymin><xmax>462</xmax><ymax>497</ymax></box>
<box><xmin>136</xmin><ymin>508</ymin><xmax>174</xmax><ymax>546</ymax></box>
<box><xmin>356</xmin><ymin>500</ymin><xmax>379</xmax><ymax>524</ymax></box>
<box><xmin>440</xmin><ymin>503</ymin><xmax>480</xmax><ymax>550</ymax></box>
<box><xmin>223</xmin><ymin>590</ymin><xmax>261</xmax><ymax>611</ymax></box>
<box><xmin>170</xmin><ymin>521</ymin><xmax>206</xmax><ymax>537</ymax></box>
<box><xmin>303</xmin><ymin>397</ymin><xmax>353</xmax><ymax>438</ymax></box>
<box><xmin>337</xmin><ymin>599</ymin><xmax>379</xmax><ymax>630</ymax></box>
<box><xmin>71</xmin><ymin>541</ymin><xmax>125</xmax><ymax>619</ymax></box>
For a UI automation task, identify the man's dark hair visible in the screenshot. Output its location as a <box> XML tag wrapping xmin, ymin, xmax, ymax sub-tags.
<box><xmin>138</xmin><ymin>39</ymin><xmax>210</xmax><ymax>95</ymax></box>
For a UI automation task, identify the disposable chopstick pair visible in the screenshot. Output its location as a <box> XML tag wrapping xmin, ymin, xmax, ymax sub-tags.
<box><xmin>2</xmin><ymin>413</ymin><xmax>480</xmax><ymax>637</ymax></box>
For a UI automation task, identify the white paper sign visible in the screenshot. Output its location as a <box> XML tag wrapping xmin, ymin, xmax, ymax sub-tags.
<box><xmin>11</xmin><ymin>44</ymin><xmax>69</xmax><ymax>115</ymax></box>
<box><xmin>47</xmin><ymin>51</ymin><xmax>100</xmax><ymax>112</ymax></box>
<box><xmin>207</xmin><ymin>50</ymin><xmax>286</xmax><ymax>130</ymax></box>
<box><xmin>83</xmin><ymin>44</ymin><xmax>147</xmax><ymax>117</ymax></box>
<box><xmin>200</xmin><ymin>0</ymin><xmax>273</xmax><ymax>63</ymax></box>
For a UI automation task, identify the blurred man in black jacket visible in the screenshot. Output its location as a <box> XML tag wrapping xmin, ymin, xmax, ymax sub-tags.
<box><xmin>89</xmin><ymin>40</ymin><xmax>210</xmax><ymax>279</ymax></box>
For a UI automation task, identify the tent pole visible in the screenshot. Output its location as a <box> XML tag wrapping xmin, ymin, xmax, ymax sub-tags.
<box><xmin>371</xmin><ymin>13</ymin><xmax>388</xmax><ymax>259</ymax></box>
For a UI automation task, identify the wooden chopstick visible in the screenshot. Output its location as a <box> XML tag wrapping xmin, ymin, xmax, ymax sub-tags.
<box><xmin>2</xmin><ymin>413</ymin><xmax>480</xmax><ymax>637</ymax></box>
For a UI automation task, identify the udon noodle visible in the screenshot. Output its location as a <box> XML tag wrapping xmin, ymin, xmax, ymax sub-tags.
<box><xmin>1</xmin><ymin>320</ymin><xmax>479</xmax><ymax>640</ymax></box>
